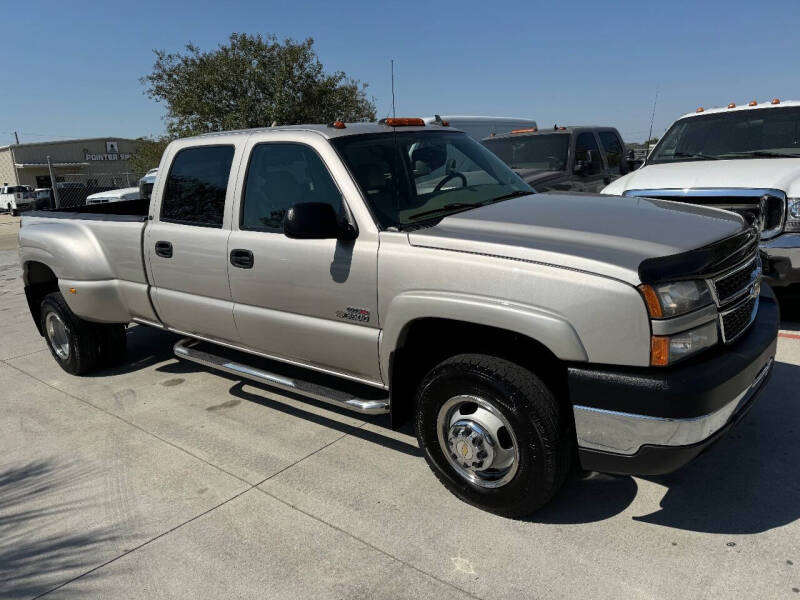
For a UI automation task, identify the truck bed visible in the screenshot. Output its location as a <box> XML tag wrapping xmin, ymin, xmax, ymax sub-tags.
<box><xmin>26</xmin><ymin>198</ymin><xmax>149</xmax><ymax>221</ymax></box>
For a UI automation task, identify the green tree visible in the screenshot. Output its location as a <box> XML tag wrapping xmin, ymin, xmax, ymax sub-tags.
<box><xmin>130</xmin><ymin>136</ymin><xmax>170</xmax><ymax>173</ymax></box>
<box><xmin>141</xmin><ymin>33</ymin><xmax>376</xmax><ymax>138</ymax></box>
<box><xmin>645</xmin><ymin>136</ymin><xmax>659</xmax><ymax>145</ymax></box>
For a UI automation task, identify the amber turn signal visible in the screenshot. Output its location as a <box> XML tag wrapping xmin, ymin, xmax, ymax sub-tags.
<box><xmin>650</xmin><ymin>336</ymin><xmax>670</xmax><ymax>366</ymax></box>
<box><xmin>638</xmin><ymin>284</ymin><xmax>663</xmax><ymax>318</ymax></box>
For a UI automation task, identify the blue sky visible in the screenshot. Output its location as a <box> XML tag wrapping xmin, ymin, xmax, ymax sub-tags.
<box><xmin>2</xmin><ymin>0</ymin><xmax>798</xmax><ymax>145</ymax></box>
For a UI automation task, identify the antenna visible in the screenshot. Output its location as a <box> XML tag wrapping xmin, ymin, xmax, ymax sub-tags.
<box><xmin>391</xmin><ymin>59</ymin><xmax>396</xmax><ymax>118</ymax></box>
<box><xmin>647</xmin><ymin>86</ymin><xmax>659</xmax><ymax>145</ymax></box>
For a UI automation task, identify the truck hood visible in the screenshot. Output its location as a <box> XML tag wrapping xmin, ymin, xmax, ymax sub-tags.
<box><xmin>407</xmin><ymin>193</ymin><xmax>746</xmax><ymax>285</ymax></box>
<box><xmin>614</xmin><ymin>158</ymin><xmax>800</xmax><ymax>197</ymax></box>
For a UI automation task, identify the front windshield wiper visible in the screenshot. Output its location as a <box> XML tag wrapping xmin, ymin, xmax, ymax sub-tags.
<box><xmin>720</xmin><ymin>150</ymin><xmax>800</xmax><ymax>159</ymax></box>
<box><xmin>406</xmin><ymin>190</ymin><xmax>532</xmax><ymax>222</ymax></box>
<box><xmin>672</xmin><ymin>151</ymin><xmax>722</xmax><ymax>161</ymax></box>
<box><xmin>407</xmin><ymin>202</ymin><xmax>478</xmax><ymax>221</ymax></box>
<box><xmin>487</xmin><ymin>190</ymin><xmax>533</xmax><ymax>202</ymax></box>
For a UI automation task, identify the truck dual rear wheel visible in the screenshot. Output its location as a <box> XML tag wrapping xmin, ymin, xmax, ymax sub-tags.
<box><xmin>415</xmin><ymin>354</ymin><xmax>571</xmax><ymax>517</ymax></box>
<box><xmin>40</xmin><ymin>292</ymin><xmax>127</xmax><ymax>375</ymax></box>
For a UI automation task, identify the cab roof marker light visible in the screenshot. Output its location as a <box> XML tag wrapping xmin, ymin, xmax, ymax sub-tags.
<box><xmin>511</xmin><ymin>128</ymin><xmax>537</xmax><ymax>134</ymax></box>
<box><xmin>728</xmin><ymin>102</ymin><xmax>736</xmax><ymax>109</ymax></box>
<box><xmin>749</xmin><ymin>100</ymin><xmax>758</xmax><ymax>106</ymax></box>
<box><xmin>328</xmin><ymin>120</ymin><xmax>346</xmax><ymax>129</ymax></box>
<box><xmin>696</xmin><ymin>107</ymin><xmax>705</xmax><ymax>113</ymax></box>
<box><xmin>379</xmin><ymin>118</ymin><xmax>425</xmax><ymax>127</ymax></box>
<box><xmin>771</xmin><ymin>98</ymin><xmax>781</xmax><ymax>105</ymax></box>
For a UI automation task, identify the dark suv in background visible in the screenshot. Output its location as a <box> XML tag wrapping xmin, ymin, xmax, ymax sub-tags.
<box><xmin>482</xmin><ymin>126</ymin><xmax>638</xmax><ymax>193</ymax></box>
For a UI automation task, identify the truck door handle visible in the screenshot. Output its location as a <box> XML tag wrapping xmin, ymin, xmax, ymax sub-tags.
<box><xmin>230</xmin><ymin>249</ymin><xmax>254</xmax><ymax>269</ymax></box>
<box><xmin>155</xmin><ymin>241</ymin><xmax>173</xmax><ymax>258</ymax></box>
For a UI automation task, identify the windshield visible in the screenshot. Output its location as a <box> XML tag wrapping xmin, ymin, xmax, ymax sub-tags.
<box><xmin>332</xmin><ymin>130</ymin><xmax>533</xmax><ymax>228</ymax></box>
<box><xmin>481</xmin><ymin>133</ymin><xmax>570</xmax><ymax>171</ymax></box>
<box><xmin>650</xmin><ymin>106</ymin><xmax>800</xmax><ymax>164</ymax></box>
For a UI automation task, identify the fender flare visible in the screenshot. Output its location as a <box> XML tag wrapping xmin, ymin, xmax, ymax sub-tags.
<box><xmin>379</xmin><ymin>291</ymin><xmax>588</xmax><ymax>379</ymax></box>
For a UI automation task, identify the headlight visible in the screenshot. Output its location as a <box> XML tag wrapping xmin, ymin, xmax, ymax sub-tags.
<box><xmin>650</xmin><ymin>321</ymin><xmax>718</xmax><ymax>366</ymax></box>
<box><xmin>638</xmin><ymin>280</ymin><xmax>713</xmax><ymax>318</ymax></box>
<box><xmin>787</xmin><ymin>198</ymin><xmax>800</xmax><ymax>232</ymax></box>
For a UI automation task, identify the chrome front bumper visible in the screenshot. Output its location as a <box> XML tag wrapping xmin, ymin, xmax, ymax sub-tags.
<box><xmin>573</xmin><ymin>358</ymin><xmax>773</xmax><ymax>456</ymax></box>
<box><xmin>762</xmin><ymin>233</ymin><xmax>800</xmax><ymax>286</ymax></box>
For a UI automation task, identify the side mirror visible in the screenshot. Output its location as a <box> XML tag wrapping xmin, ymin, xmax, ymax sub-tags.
<box><xmin>284</xmin><ymin>202</ymin><xmax>357</xmax><ymax>240</ymax></box>
<box><xmin>574</xmin><ymin>150</ymin><xmax>593</xmax><ymax>174</ymax></box>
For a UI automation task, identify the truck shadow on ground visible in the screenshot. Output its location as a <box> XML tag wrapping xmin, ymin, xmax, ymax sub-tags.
<box><xmin>0</xmin><ymin>460</ymin><xmax>115</xmax><ymax>599</ymax></box>
<box><xmin>111</xmin><ymin>320</ymin><xmax>799</xmax><ymax>534</ymax></box>
<box><xmin>534</xmin><ymin>360</ymin><xmax>800</xmax><ymax>533</ymax></box>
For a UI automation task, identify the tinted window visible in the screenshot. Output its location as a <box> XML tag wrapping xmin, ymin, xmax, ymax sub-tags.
<box><xmin>598</xmin><ymin>131</ymin><xmax>624</xmax><ymax>167</ymax></box>
<box><xmin>161</xmin><ymin>145</ymin><xmax>234</xmax><ymax>227</ymax></box>
<box><xmin>241</xmin><ymin>143</ymin><xmax>342</xmax><ymax>232</ymax></box>
<box><xmin>482</xmin><ymin>134</ymin><xmax>570</xmax><ymax>171</ymax></box>
<box><xmin>575</xmin><ymin>133</ymin><xmax>603</xmax><ymax>174</ymax></box>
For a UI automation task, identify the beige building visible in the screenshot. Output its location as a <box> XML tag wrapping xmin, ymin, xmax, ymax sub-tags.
<box><xmin>0</xmin><ymin>137</ymin><xmax>145</xmax><ymax>189</ymax></box>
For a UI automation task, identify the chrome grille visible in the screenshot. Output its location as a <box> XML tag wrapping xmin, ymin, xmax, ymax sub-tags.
<box><xmin>707</xmin><ymin>247</ymin><xmax>761</xmax><ymax>343</ymax></box>
<box><xmin>710</xmin><ymin>256</ymin><xmax>761</xmax><ymax>306</ymax></box>
<box><xmin>623</xmin><ymin>188</ymin><xmax>786</xmax><ymax>240</ymax></box>
<box><xmin>720</xmin><ymin>295</ymin><xmax>759</xmax><ymax>343</ymax></box>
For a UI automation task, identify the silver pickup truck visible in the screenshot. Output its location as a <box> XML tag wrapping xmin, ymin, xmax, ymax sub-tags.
<box><xmin>19</xmin><ymin>119</ymin><xmax>778</xmax><ymax>517</ymax></box>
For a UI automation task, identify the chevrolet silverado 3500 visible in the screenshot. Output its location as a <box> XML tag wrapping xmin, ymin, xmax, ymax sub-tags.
<box><xmin>19</xmin><ymin>119</ymin><xmax>778</xmax><ymax>516</ymax></box>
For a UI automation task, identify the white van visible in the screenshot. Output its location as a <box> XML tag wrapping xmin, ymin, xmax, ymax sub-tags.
<box><xmin>0</xmin><ymin>185</ymin><xmax>34</xmax><ymax>215</ymax></box>
<box><xmin>422</xmin><ymin>115</ymin><xmax>537</xmax><ymax>140</ymax></box>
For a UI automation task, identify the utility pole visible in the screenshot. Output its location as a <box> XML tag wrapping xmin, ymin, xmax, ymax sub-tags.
<box><xmin>47</xmin><ymin>156</ymin><xmax>61</xmax><ymax>209</ymax></box>
<box><xmin>14</xmin><ymin>131</ymin><xmax>19</xmax><ymax>144</ymax></box>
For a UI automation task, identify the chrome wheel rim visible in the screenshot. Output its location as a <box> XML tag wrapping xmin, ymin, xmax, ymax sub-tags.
<box><xmin>436</xmin><ymin>395</ymin><xmax>519</xmax><ymax>489</ymax></box>
<box><xmin>45</xmin><ymin>312</ymin><xmax>70</xmax><ymax>360</ymax></box>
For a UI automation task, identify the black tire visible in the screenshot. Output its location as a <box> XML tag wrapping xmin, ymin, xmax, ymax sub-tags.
<box><xmin>414</xmin><ymin>354</ymin><xmax>571</xmax><ymax>517</ymax></box>
<box><xmin>11</xmin><ymin>208</ymin><xmax>18</xmax><ymax>217</ymax></box>
<box><xmin>40</xmin><ymin>292</ymin><xmax>106</xmax><ymax>375</ymax></box>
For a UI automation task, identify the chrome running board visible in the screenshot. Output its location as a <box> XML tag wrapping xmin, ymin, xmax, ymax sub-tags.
<box><xmin>173</xmin><ymin>338</ymin><xmax>390</xmax><ymax>415</ymax></box>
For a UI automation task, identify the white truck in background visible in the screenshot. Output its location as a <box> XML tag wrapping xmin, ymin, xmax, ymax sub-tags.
<box><xmin>604</xmin><ymin>99</ymin><xmax>800</xmax><ymax>287</ymax></box>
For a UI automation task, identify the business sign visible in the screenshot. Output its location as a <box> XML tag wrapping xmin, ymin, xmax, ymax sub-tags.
<box><xmin>85</xmin><ymin>140</ymin><xmax>130</xmax><ymax>161</ymax></box>
<box><xmin>85</xmin><ymin>153</ymin><xmax>131</xmax><ymax>161</ymax></box>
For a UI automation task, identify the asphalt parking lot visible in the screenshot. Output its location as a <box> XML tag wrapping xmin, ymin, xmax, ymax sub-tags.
<box><xmin>1</xmin><ymin>213</ymin><xmax>798</xmax><ymax>599</ymax></box>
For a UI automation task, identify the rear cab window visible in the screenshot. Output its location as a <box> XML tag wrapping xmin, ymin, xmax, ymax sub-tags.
<box><xmin>161</xmin><ymin>145</ymin><xmax>235</xmax><ymax>227</ymax></box>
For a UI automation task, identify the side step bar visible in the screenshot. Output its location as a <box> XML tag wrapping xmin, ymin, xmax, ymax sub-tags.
<box><xmin>173</xmin><ymin>338</ymin><xmax>390</xmax><ymax>415</ymax></box>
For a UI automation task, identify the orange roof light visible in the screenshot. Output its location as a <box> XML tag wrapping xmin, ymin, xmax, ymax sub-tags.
<box><xmin>696</xmin><ymin>107</ymin><xmax>704</xmax><ymax>113</ymax></box>
<box><xmin>771</xmin><ymin>98</ymin><xmax>781</xmax><ymax>105</ymax></box>
<box><xmin>749</xmin><ymin>100</ymin><xmax>758</xmax><ymax>106</ymax></box>
<box><xmin>511</xmin><ymin>127</ymin><xmax>538</xmax><ymax>134</ymax></box>
<box><xmin>727</xmin><ymin>102</ymin><xmax>736</xmax><ymax>109</ymax></box>
<box><xmin>380</xmin><ymin>117</ymin><xmax>425</xmax><ymax>127</ymax></box>
<box><xmin>329</xmin><ymin>120</ymin><xmax>346</xmax><ymax>129</ymax></box>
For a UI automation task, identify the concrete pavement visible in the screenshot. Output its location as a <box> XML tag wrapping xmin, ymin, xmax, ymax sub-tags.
<box><xmin>1</xmin><ymin>242</ymin><xmax>798</xmax><ymax>599</ymax></box>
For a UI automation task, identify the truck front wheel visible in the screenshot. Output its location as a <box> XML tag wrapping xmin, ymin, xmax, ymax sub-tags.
<box><xmin>40</xmin><ymin>292</ymin><xmax>126</xmax><ymax>375</ymax></box>
<box><xmin>414</xmin><ymin>354</ymin><xmax>571</xmax><ymax>517</ymax></box>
